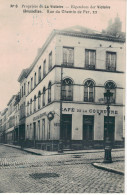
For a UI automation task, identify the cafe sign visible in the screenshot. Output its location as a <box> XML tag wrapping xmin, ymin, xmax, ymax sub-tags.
<box><xmin>62</xmin><ymin>107</ymin><xmax>118</xmax><ymax>115</ymax></box>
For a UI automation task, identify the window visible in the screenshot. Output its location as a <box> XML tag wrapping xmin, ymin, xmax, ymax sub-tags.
<box><xmin>28</xmin><ymin>82</ymin><xmax>30</xmax><ymax>94</ymax></box>
<box><xmin>63</xmin><ymin>47</ymin><xmax>74</xmax><ymax>66</ymax></box>
<box><xmin>43</xmin><ymin>60</ymin><xmax>46</xmax><ymax>77</ymax></box>
<box><xmin>27</xmin><ymin>101</ymin><xmax>29</xmax><ymax>116</ymax></box>
<box><xmin>38</xmin><ymin>120</ymin><xmax>40</xmax><ymax>140</ymax></box>
<box><xmin>62</xmin><ymin>78</ymin><xmax>73</xmax><ymax>101</ymax></box>
<box><xmin>30</xmin><ymin>99</ymin><xmax>32</xmax><ymax>114</ymax></box>
<box><xmin>34</xmin><ymin>72</ymin><xmax>36</xmax><ymax>87</ymax></box>
<box><xmin>24</xmin><ymin>83</ymin><xmax>26</xmax><ymax>95</ymax></box>
<box><xmin>22</xmin><ymin>86</ymin><xmax>23</xmax><ymax>97</ymax></box>
<box><xmin>85</xmin><ymin>49</ymin><xmax>96</xmax><ymax>69</ymax></box>
<box><xmin>42</xmin><ymin>119</ymin><xmax>45</xmax><ymax>140</ymax></box>
<box><xmin>106</xmin><ymin>52</ymin><xmax>116</xmax><ymax>71</ymax></box>
<box><xmin>48</xmin><ymin>82</ymin><xmax>51</xmax><ymax>103</ymax></box>
<box><xmin>38</xmin><ymin>66</ymin><xmax>41</xmax><ymax>83</ymax></box>
<box><xmin>105</xmin><ymin>81</ymin><xmax>116</xmax><ymax>103</ymax></box>
<box><xmin>84</xmin><ymin>80</ymin><xmax>95</xmax><ymax>102</ymax></box>
<box><xmin>31</xmin><ymin>77</ymin><xmax>33</xmax><ymax>91</ymax></box>
<box><xmin>43</xmin><ymin>87</ymin><xmax>46</xmax><ymax>106</ymax></box>
<box><xmin>34</xmin><ymin>95</ymin><xmax>36</xmax><ymax>112</ymax></box>
<box><xmin>38</xmin><ymin>91</ymin><xmax>41</xmax><ymax>109</ymax></box>
<box><xmin>48</xmin><ymin>52</ymin><xmax>52</xmax><ymax>71</ymax></box>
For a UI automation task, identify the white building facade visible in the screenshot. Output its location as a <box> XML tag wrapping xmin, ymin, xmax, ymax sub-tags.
<box><xmin>25</xmin><ymin>27</ymin><xmax>125</xmax><ymax>150</ymax></box>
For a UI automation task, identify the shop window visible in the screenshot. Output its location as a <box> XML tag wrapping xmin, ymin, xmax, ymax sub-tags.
<box><xmin>43</xmin><ymin>87</ymin><xmax>46</xmax><ymax>106</ymax></box>
<box><xmin>38</xmin><ymin>91</ymin><xmax>41</xmax><ymax>109</ymax></box>
<box><xmin>38</xmin><ymin>120</ymin><xmax>40</xmax><ymax>140</ymax></box>
<box><xmin>34</xmin><ymin>72</ymin><xmax>36</xmax><ymax>87</ymax></box>
<box><xmin>34</xmin><ymin>95</ymin><xmax>36</xmax><ymax>112</ymax></box>
<box><xmin>43</xmin><ymin>60</ymin><xmax>46</xmax><ymax>77</ymax></box>
<box><xmin>38</xmin><ymin>66</ymin><xmax>41</xmax><ymax>83</ymax></box>
<box><xmin>106</xmin><ymin>52</ymin><xmax>116</xmax><ymax>71</ymax></box>
<box><xmin>63</xmin><ymin>47</ymin><xmax>74</xmax><ymax>66</ymax></box>
<box><xmin>42</xmin><ymin>119</ymin><xmax>45</xmax><ymax>140</ymax></box>
<box><xmin>62</xmin><ymin>78</ymin><xmax>73</xmax><ymax>101</ymax></box>
<box><xmin>84</xmin><ymin>80</ymin><xmax>95</xmax><ymax>102</ymax></box>
<box><xmin>48</xmin><ymin>82</ymin><xmax>51</xmax><ymax>103</ymax></box>
<box><xmin>105</xmin><ymin>81</ymin><xmax>116</xmax><ymax>103</ymax></box>
<box><xmin>48</xmin><ymin>51</ymin><xmax>52</xmax><ymax>71</ymax></box>
<box><xmin>83</xmin><ymin>115</ymin><xmax>94</xmax><ymax>140</ymax></box>
<box><xmin>85</xmin><ymin>49</ymin><xmax>96</xmax><ymax>69</ymax></box>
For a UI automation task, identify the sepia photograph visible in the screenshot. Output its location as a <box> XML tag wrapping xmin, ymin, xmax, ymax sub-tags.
<box><xmin>0</xmin><ymin>0</ymin><xmax>126</xmax><ymax>193</ymax></box>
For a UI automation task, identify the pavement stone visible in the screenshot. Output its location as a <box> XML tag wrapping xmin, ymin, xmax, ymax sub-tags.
<box><xmin>0</xmin><ymin>145</ymin><xmax>125</xmax><ymax>193</ymax></box>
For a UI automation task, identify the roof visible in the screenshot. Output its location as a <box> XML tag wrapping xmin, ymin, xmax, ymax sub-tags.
<box><xmin>7</xmin><ymin>95</ymin><xmax>16</xmax><ymax>106</ymax></box>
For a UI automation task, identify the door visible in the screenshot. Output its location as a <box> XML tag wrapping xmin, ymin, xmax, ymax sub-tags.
<box><xmin>33</xmin><ymin>122</ymin><xmax>36</xmax><ymax>140</ymax></box>
<box><xmin>62</xmin><ymin>114</ymin><xmax>72</xmax><ymax>142</ymax></box>
<box><xmin>104</xmin><ymin>116</ymin><xmax>115</xmax><ymax>141</ymax></box>
<box><xmin>83</xmin><ymin>115</ymin><xmax>94</xmax><ymax>140</ymax></box>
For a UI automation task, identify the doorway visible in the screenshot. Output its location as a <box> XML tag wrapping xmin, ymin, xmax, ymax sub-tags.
<box><xmin>104</xmin><ymin>116</ymin><xmax>115</xmax><ymax>141</ymax></box>
<box><xmin>33</xmin><ymin>122</ymin><xmax>36</xmax><ymax>140</ymax></box>
<box><xmin>62</xmin><ymin>114</ymin><xmax>72</xmax><ymax>142</ymax></box>
<box><xmin>83</xmin><ymin>115</ymin><xmax>94</xmax><ymax>140</ymax></box>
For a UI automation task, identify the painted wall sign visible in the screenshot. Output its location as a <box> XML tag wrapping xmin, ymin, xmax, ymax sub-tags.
<box><xmin>33</xmin><ymin>112</ymin><xmax>46</xmax><ymax>121</ymax></box>
<box><xmin>62</xmin><ymin>108</ymin><xmax>118</xmax><ymax>114</ymax></box>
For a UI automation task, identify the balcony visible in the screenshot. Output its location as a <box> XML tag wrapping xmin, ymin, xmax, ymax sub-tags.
<box><xmin>85</xmin><ymin>64</ymin><xmax>95</xmax><ymax>70</ymax></box>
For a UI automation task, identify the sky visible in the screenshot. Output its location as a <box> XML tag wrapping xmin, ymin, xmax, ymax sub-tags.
<box><xmin>0</xmin><ymin>0</ymin><xmax>126</xmax><ymax>111</ymax></box>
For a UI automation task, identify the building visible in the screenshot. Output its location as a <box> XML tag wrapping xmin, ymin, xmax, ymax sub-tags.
<box><xmin>22</xmin><ymin>25</ymin><xmax>125</xmax><ymax>150</ymax></box>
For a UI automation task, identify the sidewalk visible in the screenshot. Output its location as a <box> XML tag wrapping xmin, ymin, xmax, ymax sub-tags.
<box><xmin>92</xmin><ymin>160</ymin><xmax>124</xmax><ymax>175</ymax></box>
<box><xmin>4</xmin><ymin>143</ymin><xmax>124</xmax><ymax>156</ymax></box>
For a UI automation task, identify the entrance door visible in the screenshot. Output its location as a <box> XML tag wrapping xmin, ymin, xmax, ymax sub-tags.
<box><xmin>33</xmin><ymin>122</ymin><xmax>36</xmax><ymax>140</ymax></box>
<box><xmin>83</xmin><ymin>115</ymin><xmax>94</xmax><ymax>140</ymax></box>
<box><xmin>104</xmin><ymin>116</ymin><xmax>115</xmax><ymax>141</ymax></box>
<box><xmin>62</xmin><ymin>114</ymin><xmax>72</xmax><ymax>142</ymax></box>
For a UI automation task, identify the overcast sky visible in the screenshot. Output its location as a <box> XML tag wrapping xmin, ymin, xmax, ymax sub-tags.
<box><xmin>0</xmin><ymin>0</ymin><xmax>126</xmax><ymax>111</ymax></box>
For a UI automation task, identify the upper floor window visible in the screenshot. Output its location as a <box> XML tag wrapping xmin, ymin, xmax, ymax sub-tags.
<box><xmin>30</xmin><ymin>99</ymin><xmax>32</xmax><ymax>114</ymax></box>
<box><xmin>24</xmin><ymin>83</ymin><xmax>26</xmax><ymax>95</ymax></box>
<box><xmin>105</xmin><ymin>81</ymin><xmax>116</xmax><ymax>103</ymax></box>
<box><xmin>34</xmin><ymin>95</ymin><xmax>36</xmax><ymax>112</ymax></box>
<box><xmin>106</xmin><ymin>52</ymin><xmax>116</xmax><ymax>71</ymax></box>
<box><xmin>43</xmin><ymin>60</ymin><xmax>46</xmax><ymax>77</ymax></box>
<box><xmin>22</xmin><ymin>86</ymin><xmax>23</xmax><ymax>97</ymax></box>
<box><xmin>43</xmin><ymin>87</ymin><xmax>46</xmax><ymax>106</ymax></box>
<box><xmin>31</xmin><ymin>77</ymin><xmax>33</xmax><ymax>91</ymax></box>
<box><xmin>63</xmin><ymin>47</ymin><xmax>74</xmax><ymax>66</ymax></box>
<box><xmin>62</xmin><ymin>78</ymin><xmax>73</xmax><ymax>101</ymax></box>
<box><xmin>84</xmin><ymin>80</ymin><xmax>95</xmax><ymax>102</ymax></box>
<box><xmin>38</xmin><ymin>66</ymin><xmax>41</xmax><ymax>83</ymax></box>
<box><xmin>38</xmin><ymin>91</ymin><xmax>41</xmax><ymax>109</ymax></box>
<box><xmin>27</xmin><ymin>101</ymin><xmax>29</xmax><ymax>116</ymax></box>
<box><xmin>48</xmin><ymin>82</ymin><xmax>51</xmax><ymax>103</ymax></box>
<box><xmin>34</xmin><ymin>72</ymin><xmax>36</xmax><ymax>87</ymax></box>
<box><xmin>48</xmin><ymin>52</ymin><xmax>52</xmax><ymax>71</ymax></box>
<box><xmin>85</xmin><ymin>49</ymin><xmax>96</xmax><ymax>69</ymax></box>
<box><xmin>28</xmin><ymin>82</ymin><xmax>30</xmax><ymax>94</ymax></box>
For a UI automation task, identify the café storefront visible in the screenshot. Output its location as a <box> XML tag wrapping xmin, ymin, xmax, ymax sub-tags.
<box><xmin>26</xmin><ymin>102</ymin><xmax>124</xmax><ymax>150</ymax></box>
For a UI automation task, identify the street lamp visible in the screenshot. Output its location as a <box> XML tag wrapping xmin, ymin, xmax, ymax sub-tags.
<box><xmin>103</xmin><ymin>89</ymin><xmax>113</xmax><ymax>163</ymax></box>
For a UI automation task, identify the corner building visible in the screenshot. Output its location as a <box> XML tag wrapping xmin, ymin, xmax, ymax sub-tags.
<box><xmin>25</xmin><ymin>26</ymin><xmax>125</xmax><ymax>150</ymax></box>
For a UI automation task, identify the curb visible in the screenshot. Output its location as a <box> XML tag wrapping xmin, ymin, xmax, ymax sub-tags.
<box><xmin>92</xmin><ymin>162</ymin><xmax>124</xmax><ymax>175</ymax></box>
<box><xmin>4</xmin><ymin>144</ymin><xmax>42</xmax><ymax>156</ymax></box>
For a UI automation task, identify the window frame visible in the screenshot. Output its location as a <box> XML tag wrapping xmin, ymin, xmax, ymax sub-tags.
<box><xmin>63</xmin><ymin>47</ymin><xmax>74</xmax><ymax>66</ymax></box>
<box><xmin>85</xmin><ymin>49</ymin><xmax>96</xmax><ymax>69</ymax></box>
<box><xmin>84</xmin><ymin>80</ymin><xmax>95</xmax><ymax>102</ymax></box>
<box><xmin>106</xmin><ymin>51</ymin><xmax>117</xmax><ymax>71</ymax></box>
<box><xmin>62</xmin><ymin>78</ymin><xmax>73</xmax><ymax>101</ymax></box>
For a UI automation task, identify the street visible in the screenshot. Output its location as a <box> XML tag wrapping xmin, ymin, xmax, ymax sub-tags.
<box><xmin>0</xmin><ymin>145</ymin><xmax>124</xmax><ymax>193</ymax></box>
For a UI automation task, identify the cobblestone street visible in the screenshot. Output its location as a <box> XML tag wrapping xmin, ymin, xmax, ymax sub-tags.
<box><xmin>0</xmin><ymin>145</ymin><xmax>124</xmax><ymax>193</ymax></box>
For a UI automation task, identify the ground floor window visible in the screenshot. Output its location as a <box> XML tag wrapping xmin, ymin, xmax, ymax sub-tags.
<box><xmin>42</xmin><ymin>119</ymin><xmax>45</xmax><ymax>140</ymax></box>
<box><xmin>83</xmin><ymin>115</ymin><xmax>94</xmax><ymax>140</ymax></box>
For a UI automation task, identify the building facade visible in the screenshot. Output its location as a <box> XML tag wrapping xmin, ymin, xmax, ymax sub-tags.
<box><xmin>24</xmin><ymin>26</ymin><xmax>125</xmax><ymax>150</ymax></box>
